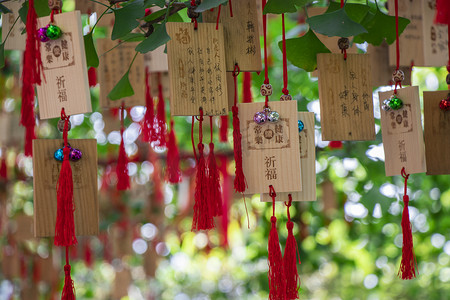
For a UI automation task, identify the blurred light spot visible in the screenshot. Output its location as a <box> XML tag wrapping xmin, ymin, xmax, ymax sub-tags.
<box><xmin>373</xmin><ymin>203</ymin><xmax>382</xmax><ymax>218</ymax></box>
<box><xmin>431</xmin><ymin>233</ymin><xmax>446</xmax><ymax>248</ymax></box>
<box><xmin>132</xmin><ymin>239</ymin><xmax>148</xmax><ymax>254</ymax></box>
<box><xmin>108</xmin><ymin>131</ymin><xmax>121</xmax><ymax>145</ymax></box>
<box><xmin>426</xmin><ymin>73</ymin><xmax>439</xmax><ymax>90</ymax></box>
<box><xmin>363</xmin><ymin>274</ymin><xmax>378</xmax><ymax>289</ymax></box>
<box><xmin>343</xmin><ymin>158</ymin><xmax>358</xmax><ymax>171</ymax></box>
<box><xmin>380</xmin><ymin>183</ymin><xmax>396</xmax><ymax>198</ymax></box>
<box><xmin>164</xmin><ymin>204</ymin><xmax>176</xmax><ymax>218</ymax></box>
<box><xmin>130</xmin><ymin>106</ymin><xmax>145</xmax><ymax>122</ymax></box>
<box><xmin>430</xmin><ymin>188</ymin><xmax>440</xmax><ymax>201</ymax></box>
<box><xmin>439</xmin><ymin>268</ymin><xmax>450</xmax><ymax>282</ymax></box>
<box><xmin>382</xmin><ymin>223</ymin><xmax>397</xmax><ymax>237</ymax></box>
<box><xmin>218</xmin><ymin>277</ymin><xmax>233</xmax><ymax>293</ymax></box>
<box><xmin>444</xmin><ymin>241</ymin><xmax>450</xmax><ymax>255</ymax></box>
<box><xmin>375</xmin><ymin>256</ymin><xmax>387</xmax><ymax>269</ymax></box>
<box><xmin>3</xmin><ymin>98</ymin><xmax>15</xmax><ymax>112</ymax></box>
<box><xmin>156</xmin><ymin>242</ymin><xmax>170</xmax><ymax>256</ymax></box>
<box><xmin>174</xmin><ymin>293</ymin><xmax>190</xmax><ymax>300</ymax></box>
<box><xmin>128</xmin><ymin>162</ymin><xmax>138</xmax><ymax>176</ymax></box>
<box><xmin>140</xmin><ymin>223</ymin><xmax>157</xmax><ymax>241</ymax></box>
<box><xmin>125</xmin><ymin>143</ymin><xmax>138</xmax><ymax>156</ymax></box>
<box><xmin>70</xmin><ymin>114</ymin><xmax>84</xmax><ymax>126</ymax></box>
<box><xmin>194</xmin><ymin>233</ymin><xmax>208</xmax><ymax>249</ymax></box>
<box><xmin>344</xmin><ymin>202</ymin><xmax>368</xmax><ymax>218</ymax></box>
<box><xmin>90</xmin><ymin>112</ymin><xmax>102</xmax><ymax>124</ymax></box>
<box><xmin>366</xmin><ymin>144</ymin><xmax>385</xmax><ymax>161</ymax></box>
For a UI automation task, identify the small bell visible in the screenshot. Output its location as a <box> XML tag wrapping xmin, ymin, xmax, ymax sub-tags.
<box><xmin>388</xmin><ymin>95</ymin><xmax>403</xmax><ymax>110</ymax></box>
<box><xmin>381</xmin><ymin>99</ymin><xmax>392</xmax><ymax>111</ymax></box>
<box><xmin>298</xmin><ymin>120</ymin><xmax>304</xmax><ymax>132</ymax></box>
<box><xmin>37</xmin><ymin>26</ymin><xmax>50</xmax><ymax>42</ymax></box>
<box><xmin>46</xmin><ymin>24</ymin><xmax>62</xmax><ymax>40</ymax></box>
<box><xmin>254</xmin><ymin>111</ymin><xmax>267</xmax><ymax>124</ymax></box>
<box><xmin>267</xmin><ymin>111</ymin><xmax>280</xmax><ymax>123</ymax></box>
<box><xmin>69</xmin><ymin>148</ymin><xmax>82</xmax><ymax>161</ymax></box>
<box><xmin>439</xmin><ymin>98</ymin><xmax>450</xmax><ymax>111</ymax></box>
<box><xmin>54</xmin><ymin>148</ymin><xmax>65</xmax><ymax>162</ymax></box>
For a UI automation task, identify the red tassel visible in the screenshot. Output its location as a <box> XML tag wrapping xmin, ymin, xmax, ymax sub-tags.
<box><xmin>148</xmin><ymin>147</ymin><xmax>164</xmax><ymax>203</ymax></box>
<box><xmin>436</xmin><ymin>0</ymin><xmax>450</xmax><ymax>24</ymax></box>
<box><xmin>166</xmin><ymin>120</ymin><xmax>181</xmax><ymax>184</ymax></box>
<box><xmin>283</xmin><ymin>195</ymin><xmax>300</xmax><ymax>299</ymax></box>
<box><xmin>155</xmin><ymin>74</ymin><xmax>167</xmax><ymax>147</ymax></box>
<box><xmin>398</xmin><ymin>168</ymin><xmax>417</xmax><ymax>280</ymax></box>
<box><xmin>0</xmin><ymin>154</ymin><xmax>7</xmax><ymax>181</ymax></box>
<box><xmin>84</xmin><ymin>241</ymin><xmax>93</xmax><ymax>268</ymax></box>
<box><xmin>142</xmin><ymin>68</ymin><xmax>155</xmax><ymax>143</ymax></box>
<box><xmin>328</xmin><ymin>141</ymin><xmax>343</xmax><ymax>150</ymax></box>
<box><xmin>32</xmin><ymin>257</ymin><xmax>41</xmax><ymax>283</ymax></box>
<box><xmin>61</xmin><ymin>248</ymin><xmax>75</xmax><ymax>300</ymax></box>
<box><xmin>21</xmin><ymin>71</ymin><xmax>36</xmax><ymax>157</ymax></box>
<box><xmin>268</xmin><ymin>186</ymin><xmax>286</xmax><ymax>300</ymax></box>
<box><xmin>232</xmin><ymin>106</ymin><xmax>246</xmax><ymax>193</ymax></box>
<box><xmin>88</xmin><ymin>67</ymin><xmax>97</xmax><ymax>87</ymax></box>
<box><xmin>117</xmin><ymin>106</ymin><xmax>130</xmax><ymax>191</ymax></box>
<box><xmin>219</xmin><ymin>155</ymin><xmax>230</xmax><ymax>247</ymax></box>
<box><xmin>191</xmin><ymin>112</ymin><xmax>215</xmax><ymax>231</ymax></box>
<box><xmin>219</xmin><ymin>116</ymin><xmax>228</xmax><ymax>142</ymax></box>
<box><xmin>242</xmin><ymin>72</ymin><xmax>253</xmax><ymax>103</ymax></box>
<box><xmin>54</xmin><ymin>112</ymin><xmax>77</xmax><ymax>247</ymax></box>
<box><xmin>208</xmin><ymin>142</ymin><xmax>222</xmax><ymax>217</ymax></box>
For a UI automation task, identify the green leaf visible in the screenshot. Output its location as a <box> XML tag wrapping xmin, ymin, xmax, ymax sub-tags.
<box><xmin>263</xmin><ymin>0</ymin><xmax>297</xmax><ymax>14</ymax></box>
<box><xmin>0</xmin><ymin>4</ymin><xmax>12</xmax><ymax>14</ymax></box>
<box><xmin>35</xmin><ymin>0</ymin><xmax>51</xmax><ymax>17</ymax></box>
<box><xmin>293</xmin><ymin>0</ymin><xmax>314</xmax><ymax>6</ymax></box>
<box><xmin>325</xmin><ymin>1</ymin><xmax>370</xmax><ymax>23</ymax></box>
<box><xmin>143</xmin><ymin>8</ymin><xmax>166</xmax><ymax>22</ymax></box>
<box><xmin>121</xmin><ymin>32</ymin><xmax>146</xmax><ymax>42</ymax></box>
<box><xmin>168</xmin><ymin>11</ymin><xmax>184</xmax><ymax>22</ymax></box>
<box><xmin>194</xmin><ymin>0</ymin><xmax>228</xmax><ymax>13</ymax></box>
<box><xmin>19</xmin><ymin>1</ymin><xmax>28</xmax><ymax>24</ymax></box>
<box><xmin>0</xmin><ymin>43</ymin><xmax>5</xmax><ymax>69</ymax></box>
<box><xmin>108</xmin><ymin>72</ymin><xmax>134</xmax><ymax>100</ymax></box>
<box><xmin>307</xmin><ymin>7</ymin><xmax>367</xmax><ymax>38</ymax></box>
<box><xmin>279</xmin><ymin>29</ymin><xmax>331</xmax><ymax>72</ymax></box>
<box><xmin>84</xmin><ymin>32</ymin><xmax>99</xmax><ymax>68</ymax></box>
<box><xmin>112</xmin><ymin>0</ymin><xmax>145</xmax><ymax>40</ymax></box>
<box><xmin>136</xmin><ymin>24</ymin><xmax>170</xmax><ymax>53</ymax></box>
<box><xmin>354</xmin><ymin>9</ymin><xmax>410</xmax><ymax>46</ymax></box>
<box><xmin>144</xmin><ymin>0</ymin><xmax>166</xmax><ymax>8</ymax></box>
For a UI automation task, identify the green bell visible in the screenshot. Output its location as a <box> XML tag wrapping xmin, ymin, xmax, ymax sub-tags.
<box><xmin>388</xmin><ymin>95</ymin><xmax>403</xmax><ymax>110</ymax></box>
<box><xmin>46</xmin><ymin>24</ymin><xmax>62</xmax><ymax>40</ymax></box>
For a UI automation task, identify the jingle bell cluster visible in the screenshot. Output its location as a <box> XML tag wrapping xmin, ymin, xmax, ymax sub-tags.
<box><xmin>37</xmin><ymin>24</ymin><xmax>62</xmax><ymax>42</ymax></box>
<box><xmin>254</xmin><ymin>107</ymin><xmax>280</xmax><ymax>124</ymax></box>
<box><xmin>53</xmin><ymin>145</ymin><xmax>82</xmax><ymax>162</ymax></box>
<box><xmin>382</xmin><ymin>94</ymin><xmax>404</xmax><ymax>111</ymax></box>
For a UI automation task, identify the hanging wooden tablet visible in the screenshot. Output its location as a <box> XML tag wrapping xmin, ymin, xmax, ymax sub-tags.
<box><xmin>368</xmin><ymin>43</ymin><xmax>411</xmax><ymax>87</ymax></box>
<box><xmin>35</xmin><ymin>11</ymin><xmax>92</xmax><ymax>119</ymax></box>
<box><xmin>388</xmin><ymin>0</ymin><xmax>448</xmax><ymax>67</ymax></box>
<box><xmin>317</xmin><ymin>53</ymin><xmax>375</xmax><ymax>141</ymax></box>
<box><xmin>97</xmin><ymin>39</ymin><xmax>146</xmax><ymax>108</ymax></box>
<box><xmin>149</xmin><ymin>71</ymin><xmax>170</xmax><ymax>98</ymax></box>
<box><xmin>202</xmin><ymin>0</ymin><xmax>262</xmax><ymax>72</ymax></box>
<box><xmin>379</xmin><ymin>86</ymin><xmax>426</xmax><ymax>176</ymax></box>
<box><xmin>144</xmin><ymin>45</ymin><xmax>168</xmax><ymax>73</ymax></box>
<box><xmin>423</xmin><ymin>90</ymin><xmax>450</xmax><ymax>175</ymax></box>
<box><xmin>1</xmin><ymin>0</ymin><xmax>26</xmax><ymax>51</ymax></box>
<box><xmin>33</xmin><ymin>139</ymin><xmax>98</xmax><ymax>237</ymax></box>
<box><xmin>239</xmin><ymin>101</ymin><xmax>301</xmax><ymax>194</ymax></box>
<box><xmin>261</xmin><ymin>112</ymin><xmax>316</xmax><ymax>202</ymax></box>
<box><xmin>166</xmin><ymin>22</ymin><xmax>228</xmax><ymax>116</ymax></box>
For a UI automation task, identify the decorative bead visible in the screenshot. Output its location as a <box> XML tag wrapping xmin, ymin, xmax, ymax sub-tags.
<box><xmin>69</xmin><ymin>148</ymin><xmax>82</xmax><ymax>161</ymax></box>
<box><xmin>260</xmin><ymin>84</ymin><xmax>273</xmax><ymax>96</ymax></box>
<box><xmin>388</xmin><ymin>95</ymin><xmax>403</xmax><ymax>110</ymax></box>
<box><xmin>253</xmin><ymin>111</ymin><xmax>267</xmax><ymax>124</ymax></box>
<box><xmin>446</xmin><ymin>73</ymin><xmax>450</xmax><ymax>85</ymax></box>
<box><xmin>280</xmin><ymin>94</ymin><xmax>292</xmax><ymax>101</ymax></box>
<box><xmin>392</xmin><ymin>69</ymin><xmax>405</xmax><ymax>83</ymax></box>
<box><xmin>57</xmin><ymin>119</ymin><xmax>71</xmax><ymax>132</ymax></box>
<box><xmin>338</xmin><ymin>37</ymin><xmax>349</xmax><ymax>50</ymax></box>
<box><xmin>381</xmin><ymin>99</ymin><xmax>391</xmax><ymax>111</ymax></box>
<box><xmin>439</xmin><ymin>98</ymin><xmax>450</xmax><ymax>111</ymax></box>
<box><xmin>54</xmin><ymin>148</ymin><xmax>64</xmax><ymax>162</ymax></box>
<box><xmin>298</xmin><ymin>120</ymin><xmax>304</xmax><ymax>132</ymax></box>
<box><xmin>37</xmin><ymin>27</ymin><xmax>50</xmax><ymax>42</ymax></box>
<box><xmin>46</xmin><ymin>24</ymin><xmax>62</xmax><ymax>40</ymax></box>
<box><xmin>48</xmin><ymin>0</ymin><xmax>63</xmax><ymax>10</ymax></box>
<box><xmin>267</xmin><ymin>111</ymin><xmax>280</xmax><ymax>123</ymax></box>
<box><xmin>187</xmin><ymin>7</ymin><xmax>200</xmax><ymax>19</ymax></box>
<box><xmin>262</xmin><ymin>107</ymin><xmax>271</xmax><ymax>114</ymax></box>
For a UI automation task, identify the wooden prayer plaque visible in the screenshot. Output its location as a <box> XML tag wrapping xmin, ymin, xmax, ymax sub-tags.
<box><xmin>33</xmin><ymin>139</ymin><xmax>99</xmax><ymax>237</ymax></box>
<box><xmin>379</xmin><ymin>86</ymin><xmax>426</xmax><ymax>176</ymax></box>
<box><xmin>1</xmin><ymin>0</ymin><xmax>26</xmax><ymax>50</ymax></box>
<box><xmin>36</xmin><ymin>11</ymin><xmax>92</xmax><ymax>119</ymax></box>
<box><xmin>317</xmin><ymin>53</ymin><xmax>375</xmax><ymax>141</ymax></box>
<box><xmin>239</xmin><ymin>101</ymin><xmax>301</xmax><ymax>194</ymax></box>
<box><xmin>261</xmin><ymin>112</ymin><xmax>316</xmax><ymax>202</ymax></box>
<box><xmin>149</xmin><ymin>72</ymin><xmax>170</xmax><ymax>99</ymax></box>
<box><xmin>368</xmin><ymin>43</ymin><xmax>411</xmax><ymax>87</ymax></box>
<box><xmin>144</xmin><ymin>45</ymin><xmax>168</xmax><ymax>73</ymax></box>
<box><xmin>203</xmin><ymin>0</ymin><xmax>262</xmax><ymax>72</ymax></box>
<box><xmin>388</xmin><ymin>0</ymin><xmax>448</xmax><ymax>67</ymax></box>
<box><xmin>423</xmin><ymin>90</ymin><xmax>450</xmax><ymax>175</ymax></box>
<box><xmin>166</xmin><ymin>22</ymin><xmax>228</xmax><ymax>116</ymax></box>
<box><xmin>97</xmin><ymin>39</ymin><xmax>146</xmax><ymax>108</ymax></box>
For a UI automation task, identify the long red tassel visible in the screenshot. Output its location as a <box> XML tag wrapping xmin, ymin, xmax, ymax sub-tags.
<box><xmin>191</xmin><ymin>110</ymin><xmax>215</xmax><ymax>231</ymax></box>
<box><xmin>208</xmin><ymin>117</ymin><xmax>222</xmax><ymax>217</ymax></box>
<box><xmin>142</xmin><ymin>67</ymin><xmax>155</xmax><ymax>143</ymax></box>
<box><xmin>84</xmin><ymin>241</ymin><xmax>93</xmax><ymax>269</ymax></box>
<box><xmin>117</xmin><ymin>105</ymin><xmax>130</xmax><ymax>191</ymax></box>
<box><xmin>166</xmin><ymin>119</ymin><xmax>181</xmax><ymax>184</ymax></box>
<box><xmin>232</xmin><ymin>64</ymin><xmax>247</xmax><ymax>193</ymax></box>
<box><xmin>61</xmin><ymin>247</ymin><xmax>75</xmax><ymax>300</ymax></box>
<box><xmin>436</xmin><ymin>0</ymin><xmax>450</xmax><ymax>24</ymax></box>
<box><xmin>155</xmin><ymin>73</ymin><xmax>167</xmax><ymax>147</ymax></box>
<box><xmin>88</xmin><ymin>67</ymin><xmax>97</xmax><ymax>87</ymax></box>
<box><xmin>398</xmin><ymin>168</ymin><xmax>417</xmax><ymax>280</ymax></box>
<box><xmin>21</xmin><ymin>0</ymin><xmax>42</xmax><ymax>157</ymax></box>
<box><xmin>219</xmin><ymin>155</ymin><xmax>230</xmax><ymax>247</ymax></box>
<box><xmin>0</xmin><ymin>154</ymin><xmax>7</xmax><ymax>181</ymax></box>
<box><xmin>54</xmin><ymin>109</ymin><xmax>78</xmax><ymax>247</ymax></box>
<box><xmin>283</xmin><ymin>195</ymin><xmax>300</xmax><ymax>299</ymax></box>
<box><xmin>268</xmin><ymin>185</ymin><xmax>286</xmax><ymax>300</ymax></box>
<box><xmin>219</xmin><ymin>116</ymin><xmax>228</xmax><ymax>142</ymax></box>
<box><xmin>242</xmin><ymin>72</ymin><xmax>253</xmax><ymax>103</ymax></box>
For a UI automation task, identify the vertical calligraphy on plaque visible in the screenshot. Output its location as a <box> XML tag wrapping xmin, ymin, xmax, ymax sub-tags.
<box><xmin>202</xmin><ymin>0</ymin><xmax>262</xmax><ymax>72</ymax></box>
<box><xmin>166</xmin><ymin>23</ymin><xmax>228</xmax><ymax>116</ymax></box>
<box><xmin>422</xmin><ymin>0</ymin><xmax>448</xmax><ymax>67</ymax></box>
<box><xmin>1</xmin><ymin>0</ymin><xmax>26</xmax><ymax>50</ymax></box>
<box><xmin>423</xmin><ymin>91</ymin><xmax>450</xmax><ymax>175</ymax></box>
<box><xmin>317</xmin><ymin>53</ymin><xmax>375</xmax><ymax>141</ymax></box>
<box><xmin>261</xmin><ymin>112</ymin><xmax>316</xmax><ymax>202</ymax></box>
<box><xmin>97</xmin><ymin>39</ymin><xmax>146</xmax><ymax>108</ymax></box>
<box><xmin>239</xmin><ymin>101</ymin><xmax>301</xmax><ymax>195</ymax></box>
<box><xmin>36</xmin><ymin>11</ymin><xmax>92</xmax><ymax>119</ymax></box>
<box><xmin>378</xmin><ymin>86</ymin><xmax>426</xmax><ymax>176</ymax></box>
<box><xmin>33</xmin><ymin>139</ymin><xmax>99</xmax><ymax>237</ymax></box>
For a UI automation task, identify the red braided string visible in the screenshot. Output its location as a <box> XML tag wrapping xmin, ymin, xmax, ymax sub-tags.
<box><xmin>262</xmin><ymin>0</ymin><xmax>270</xmax><ymax>107</ymax></box>
<box><xmin>281</xmin><ymin>14</ymin><xmax>289</xmax><ymax>95</ymax></box>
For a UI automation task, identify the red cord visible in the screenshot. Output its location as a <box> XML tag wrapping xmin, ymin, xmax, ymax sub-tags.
<box><xmin>233</xmin><ymin>64</ymin><xmax>240</xmax><ymax>106</ymax></box>
<box><xmin>209</xmin><ymin>116</ymin><xmax>213</xmax><ymax>142</ymax></box>
<box><xmin>120</xmin><ymin>102</ymin><xmax>125</xmax><ymax>135</ymax></box>
<box><xmin>395</xmin><ymin>0</ymin><xmax>400</xmax><ymax>71</ymax></box>
<box><xmin>216</xmin><ymin>5</ymin><xmax>222</xmax><ymax>30</ymax></box>
<box><xmin>447</xmin><ymin>24</ymin><xmax>450</xmax><ymax>73</ymax></box>
<box><xmin>401</xmin><ymin>167</ymin><xmax>409</xmax><ymax>196</ymax></box>
<box><xmin>191</xmin><ymin>116</ymin><xmax>197</xmax><ymax>162</ymax></box>
<box><xmin>281</xmin><ymin>14</ymin><xmax>289</xmax><ymax>95</ymax></box>
<box><xmin>269</xmin><ymin>185</ymin><xmax>276</xmax><ymax>216</ymax></box>
<box><xmin>190</xmin><ymin>0</ymin><xmax>198</xmax><ymax>29</ymax></box>
<box><xmin>191</xmin><ymin>108</ymin><xmax>204</xmax><ymax>162</ymax></box>
<box><xmin>229</xmin><ymin>0</ymin><xmax>233</xmax><ymax>17</ymax></box>
<box><xmin>340</xmin><ymin>0</ymin><xmax>344</xmax><ymax>8</ymax></box>
<box><xmin>262</xmin><ymin>0</ymin><xmax>270</xmax><ymax>107</ymax></box>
